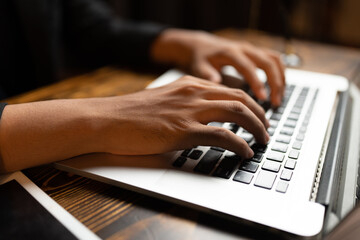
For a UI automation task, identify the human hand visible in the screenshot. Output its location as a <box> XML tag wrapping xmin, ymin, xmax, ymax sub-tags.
<box><xmin>0</xmin><ymin>76</ymin><xmax>269</xmax><ymax>172</ymax></box>
<box><xmin>98</xmin><ymin>75</ymin><xmax>269</xmax><ymax>158</ymax></box>
<box><xmin>151</xmin><ymin>29</ymin><xmax>285</xmax><ymax>106</ymax></box>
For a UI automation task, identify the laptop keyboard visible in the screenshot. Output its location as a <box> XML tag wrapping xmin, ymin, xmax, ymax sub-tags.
<box><xmin>173</xmin><ymin>84</ymin><xmax>319</xmax><ymax>194</ymax></box>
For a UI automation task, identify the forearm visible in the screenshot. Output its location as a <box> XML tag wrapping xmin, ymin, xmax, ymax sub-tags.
<box><xmin>64</xmin><ymin>0</ymin><xmax>167</xmax><ymax>66</ymax></box>
<box><xmin>0</xmin><ymin>99</ymin><xmax>103</xmax><ymax>173</ymax></box>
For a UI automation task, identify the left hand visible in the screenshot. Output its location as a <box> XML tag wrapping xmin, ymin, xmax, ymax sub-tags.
<box><xmin>151</xmin><ymin>29</ymin><xmax>285</xmax><ymax>106</ymax></box>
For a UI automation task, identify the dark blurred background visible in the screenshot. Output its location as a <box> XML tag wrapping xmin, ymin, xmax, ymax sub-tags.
<box><xmin>106</xmin><ymin>0</ymin><xmax>360</xmax><ymax>48</ymax></box>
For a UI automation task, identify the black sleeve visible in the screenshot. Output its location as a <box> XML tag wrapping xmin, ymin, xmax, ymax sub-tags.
<box><xmin>63</xmin><ymin>0</ymin><xmax>168</xmax><ymax>67</ymax></box>
<box><xmin>0</xmin><ymin>103</ymin><xmax>7</xmax><ymax>119</ymax></box>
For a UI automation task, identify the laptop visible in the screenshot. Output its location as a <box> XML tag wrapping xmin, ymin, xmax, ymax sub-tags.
<box><xmin>55</xmin><ymin>66</ymin><xmax>360</xmax><ymax>238</ymax></box>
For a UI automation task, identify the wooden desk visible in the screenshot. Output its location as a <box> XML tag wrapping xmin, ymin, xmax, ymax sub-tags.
<box><xmin>7</xmin><ymin>29</ymin><xmax>360</xmax><ymax>240</ymax></box>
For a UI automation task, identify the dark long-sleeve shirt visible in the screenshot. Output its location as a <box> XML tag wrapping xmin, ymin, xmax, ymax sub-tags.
<box><xmin>0</xmin><ymin>0</ymin><xmax>166</xmax><ymax>99</ymax></box>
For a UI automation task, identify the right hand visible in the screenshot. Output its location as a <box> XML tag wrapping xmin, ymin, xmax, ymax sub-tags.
<box><xmin>98</xmin><ymin>75</ymin><xmax>270</xmax><ymax>158</ymax></box>
<box><xmin>151</xmin><ymin>29</ymin><xmax>286</xmax><ymax>106</ymax></box>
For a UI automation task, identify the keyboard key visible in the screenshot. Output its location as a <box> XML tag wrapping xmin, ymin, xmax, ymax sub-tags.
<box><xmin>271</xmin><ymin>142</ymin><xmax>288</xmax><ymax>153</ymax></box>
<box><xmin>280</xmin><ymin>169</ymin><xmax>293</xmax><ymax>181</ymax></box>
<box><xmin>262</xmin><ymin>161</ymin><xmax>281</xmax><ymax>172</ymax></box>
<box><xmin>189</xmin><ymin>150</ymin><xmax>203</xmax><ymax>160</ymax></box>
<box><xmin>291</xmin><ymin>107</ymin><xmax>302</xmax><ymax>114</ymax></box>
<box><xmin>281</xmin><ymin>99</ymin><xmax>289</xmax><ymax>108</ymax></box>
<box><xmin>251</xmin><ymin>143</ymin><xmax>267</xmax><ymax>153</ymax></box>
<box><xmin>228</xmin><ymin>123</ymin><xmax>239</xmax><ymax>133</ymax></box>
<box><xmin>259</xmin><ymin>100</ymin><xmax>271</xmax><ymax>112</ymax></box>
<box><xmin>297</xmin><ymin>95</ymin><xmax>307</xmax><ymax>102</ymax></box>
<box><xmin>284</xmin><ymin>119</ymin><xmax>297</xmax><ymax>128</ymax></box>
<box><xmin>239</xmin><ymin>132</ymin><xmax>254</xmax><ymax>143</ymax></box>
<box><xmin>254</xmin><ymin>171</ymin><xmax>277</xmax><ymax>189</ymax></box>
<box><xmin>284</xmin><ymin>159</ymin><xmax>297</xmax><ymax>169</ymax></box>
<box><xmin>296</xmin><ymin>133</ymin><xmax>305</xmax><ymax>141</ymax></box>
<box><xmin>225</xmin><ymin>151</ymin><xmax>241</xmax><ymax>160</ymax></box>
<box><xmin>194</xmin><ymin>150</ymin><xmax>222</xmax><ymax>174</ymax></box>
<box><xmin>173</xmin><ymin>156</ymin><xmax>187</xmax><ymax>168</ymax></box>
<box><xmin>299</xmin><ymin>126</ymin><xmax>307</xmax><ymax>133</ymax></box>
<box><xmin>302</xmin><ymin>118</ymin><xmax>310</xmax><ymax>126</ymax></box>
<box><xmin>249</xmin><ymin>152</ymin><xmax>263</xmax><ymax>163</ymax></box>
<box><xmin>294</xmin><ymin>102</ymin><xmax>304</xmax><ymax>109</ymax></box>
<box><xmin>288</xmin><ymin>150</ymin><xmax>300</xmax><ymax>159</ymax></box>
<box><xmin>276</xmin><ymin>181</ymin><xmax>289</xmax><ymax>193</ymax></box>
<box><xmin>274</xmin><ymin>107</ymin><xmax>285</xmax><ymax>114</ymax></box>
<box><xmin>266</xmin><ymin>152</ymin><xmax>285</xmax><ymax>162</ymax></box>
<box><xmin>280</xmin><ymin>127</ymin><xmax>294</xmax><ymax>136</ymax></box>
<box><xmin>208</xmin><ymin>122</ymin><xmax>223</xmax><ymax>127</ymax></box>
<box><xmin>210</xmin><ymin>146</ymin><xmax>225</xmax><ymax>152</ymax></box>
<box><xmin>270</xmin><ymin>113</ymin><xmax>282</xmax><ymax>121</ymax></box>
<box><xmin>296</xmin><ymin>96</ymin><xmax>306</xmax><ymax>103</ymax></box>
<box><xmin>233</xmin><ymin>170</ymin><xmax>253</xmax><ymax>184</ymax></box>
<box><xmin>292</xmin><ymin>141</ymin><xmax>302</xmax><ymax>150</ymax></box>
<box><xmin>276</xmin><ymin>135</ymin><xmax>291</xmax><ymax>144</ymax></box>
<box><xmin>181</xmin><ymin>149</ymin><xmax>192</xmax><ymax>157</ymax></box>
<box><xmin>214</xmin><ymin>157</ymin><xmax>239</xmax><ymax>179</ymax></box>
<box><xmin>267</xmin><ymin>128</ymin><xmax>275</xmax><ymax>136</ymax></box>
<box><xmin>269</xmin><ymin>120</ymin><xmax>279</xmax><ymax>128</ymax></box>
<box><xmin>286</xmin><ymin>84</ymin><xmax>295</xmax><ymax>91</ymax></box>
<box><xmin>300</xmin><ymin>87</ymin><xmax>309</xmax><ymax>96</ymax></box>
<box><xmin>240</xmin><ymin>161</ymin><xmax>259</xmax><ymax>173</ymax></box>
<box><xmin>288</xmin><ymin>113</ymin><xmax>300</xmax><ymax>120</ymax></box>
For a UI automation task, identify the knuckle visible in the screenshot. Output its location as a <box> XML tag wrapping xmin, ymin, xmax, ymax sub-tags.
<box><xmin>219</xmin><ymin>47</ymin><xmax>236</xmax><ymax>57</ymax></box>
<box><xmin>181</xmin><ymin>75</ymin><xmax>196</xmax><ymax>82</ymax></box>
<box><xmin>234</xmin><ymin>89</ymin><xmax>254</xmax><ymax>105</ymax></box>
<box><xmin>234</xmin><ymin>89</ymin><xmax>246</xmax><ymax>99</ymax></box>
<box><xmin>179</xmin><ymin>82</ymin><xmax>203</xmax><ymax>95</ymax></box>
<box><xmin>212</xmin><ymin>127</ymin><xmax>231</xmax><ymax>140</ymax></box>
<box><xmin>228</xmin><ymin>101</ymin><xmax>245</xmax><ymax>114</ymax></box>
<box><xmin>268</xmin><ymin>50</ymin><xmax>281</xmax><ymax>59</ymax></box>
<box><xmin>262</xmin><ymin>58</ymin><xmax>275</xmax><ymax>70</ymax></box>
<box><xmin>240</xmin><ymin>41</ymin><xmax>252</xmax><ymax>49</ymax></box>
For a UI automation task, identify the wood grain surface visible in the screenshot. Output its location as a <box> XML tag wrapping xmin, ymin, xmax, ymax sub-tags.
<box><xmin>8</xmin><ymin>29</ymin><xmax>360</xmax><ymax>240</ymax></box>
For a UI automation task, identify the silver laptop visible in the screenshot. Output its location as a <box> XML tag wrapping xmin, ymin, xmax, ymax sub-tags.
<box><xmin>55</xmin><ymin>67</ymin><xmax>360</xmax><ymax>238</ymax></box>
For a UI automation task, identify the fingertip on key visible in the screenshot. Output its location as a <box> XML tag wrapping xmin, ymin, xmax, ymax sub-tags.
<box><xmin>246</xmin><ymin>148</ymin><xmax>254</xmax><ymax>159</ymax></box>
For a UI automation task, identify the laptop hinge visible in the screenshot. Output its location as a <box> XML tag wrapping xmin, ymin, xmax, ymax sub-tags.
<box><xmin>316</xmin><ymin>91</ymin><xmax>351</xmax><ymax>208</ymax></box>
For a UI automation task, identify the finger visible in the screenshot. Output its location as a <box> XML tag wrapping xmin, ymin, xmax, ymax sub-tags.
<box><xmin>266</xmin><ymin>49</ymin><xmax>286</xmax><ymax>85</ymax></box>
<box><xmin>191</xmin><ymin>125</ymin><xmax>254</xmax><ymax>158</ymax></box>
<box><xmin>198</xmin><ymin>86</ymin><xmax>269</xmax><ymax>128</ymax></box>
<box><xmin>223</xmin><ymin>53</ymin><xmax>268</xmax><ymax>101</ymax></box>
<box><xmin>244</xmin><ymin>48</ymin><xmax>284</xmax><ymax>106</ymax></box>
<box><xmin>197</xmin><ymin>100</ymin><xmax>269</xmax><ymax>144</ymax></box>
<box><xmin>192</xmin><ymin>60</ymin><xmax>222</xmax><ymax>83</ymax></box>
